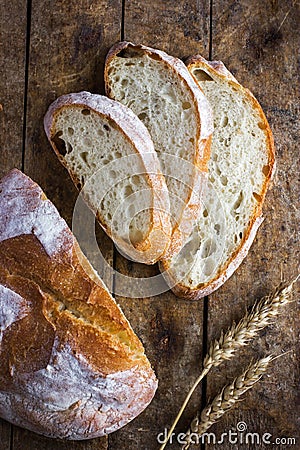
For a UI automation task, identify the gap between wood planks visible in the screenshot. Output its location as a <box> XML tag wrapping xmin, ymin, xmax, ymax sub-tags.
<box><xmin>109</xmin><ymin>1</ymin><xmax>214</xmax><ymax>448</ymax></box>
<box><xmin>21</xmin><ymin>0</ymin><xmax>32</xmax><ymax>173</ymax></box>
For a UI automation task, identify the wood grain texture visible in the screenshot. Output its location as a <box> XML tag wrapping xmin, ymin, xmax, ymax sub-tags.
<box><xmin>1</xmin><ymin>0</ymin><xmax>299</xmax><ymax>449</ymax></box>
<box><xmin>198</xmin><ymin>1</ymin><xmax>300</xmax><ymax>448</ymax></box>
<box><xmin>11</xmin><ymin>427</ymin><xmax>108</xmax><ymax>450</ymax></box>
<box><xmin>123</xmin><ymin>0</ymin><xmax>210</xmax><ymax>58</ymax></box>
<box><xmin>111</xmin><ymin>261</ymin><xmax>205</xmax><ymax>449</ymax></box>
<box><xmin>0</xmin><ymin>0</ymin><xmax>27</xmax><ymax>176</ymax></box>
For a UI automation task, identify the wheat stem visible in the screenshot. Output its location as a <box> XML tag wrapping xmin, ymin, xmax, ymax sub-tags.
<box><xmin>158</xmin><ymin>367</ymin><xmax>210</xmax><ymax>450</ymax></box>
<box><xmin>182</xmin><ymin>356</ymin><xmax>272</xmax><ymax>449</ymax></box>
<box><xmin>159</xmin><ymin>276</ymin><xmax>298</xmax><ymax>450</ymax></box>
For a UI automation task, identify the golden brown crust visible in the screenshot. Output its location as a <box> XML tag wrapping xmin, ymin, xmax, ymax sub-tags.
<box><xmin>0</xmin><ymin>169</ymin><xmax>157</xmax><ymax>439</ymax></box>
<box><xmin>44</xmin><ymin>92</ymin><xmax>172</xmax><ymax>265</ymax></box>
<box><xmin>105</xmin><ymin>42</ymin><xmax>214</xmax><ymax>257</ymax></box>
<box><xmin>160</xmin><ymin>56</ymin><xmax>275</xmax><ymax>300</ymax></box>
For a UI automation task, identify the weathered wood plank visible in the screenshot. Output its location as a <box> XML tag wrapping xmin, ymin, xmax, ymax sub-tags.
<box><xmin>0</xmin><ymin>0</ymin><xmax>27</xmax><ymax>445</ymax></box>
<box><xmin>108</xmin><ymin>1</ymin><xmax>211</xmax><ymax>449</ymax></box>
<box><xmin>1</xmin><ymin>1</ymin><xmax>299</xmax><ymax>449</ymax></box>
<box><xmin>199</xmin><ymin>1</ymin><xmax>300</xmax><ymax>448</ymax></box>
<box><xmin>0</xmin><ymin>0</ymin><xmax>27</xmax><ymax>176</ymax></box>
<box><xmin>12</xmin><ymin>426</ymin><xmax>107</xmax><ymax>450</ymax></box>
<box><xmin>9</xmin><ymin>1</ymin><xmax>121</xmax><ymax>449</ymax></box>
<box><xmin>123</xmin><ymin>0</ymin><xmax>210</xmax><ymax>58</ymax></box>
<box><xmin>112</xmin><ymin>264</ymin><xmax>205</xmax><ymax>449</ymax></box>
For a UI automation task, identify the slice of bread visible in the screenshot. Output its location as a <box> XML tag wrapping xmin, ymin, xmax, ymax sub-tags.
<box><xmin>105</xmin><ymin>42</ymin><xmax>213</xmax><ymax>257</ymax></box>
<box><xmin>44</xmin><ymin>91</ymin><xmax>171</xmax><ymax>265</ymax></box>
<box><xmin>0</xmin><ymin>169</ymin><xmax>157</xmax><ymax>439</ymax></box>
<box><xmin>160</xmin><ymin>56</ymin><xmax>275</xmax><ymax>299</ymax></box>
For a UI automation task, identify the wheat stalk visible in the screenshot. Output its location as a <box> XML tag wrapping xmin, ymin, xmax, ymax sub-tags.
<box><xmin>182</xmin><ymin>356</ymin><xmax>272</xmax><ymax>449</ymax></box>
<box><xmin>159</xmin><ymin>276</ymin><xmax>298</xmax><ymax>450</ymax></box>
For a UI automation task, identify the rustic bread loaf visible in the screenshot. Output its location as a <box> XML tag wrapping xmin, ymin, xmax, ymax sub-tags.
<box><xmin>160</xmin><ymin>56</ymin><xmax>275</xmax><ymax>299</ymax></box>
<box><xmin>105</xmin><ymin>42</ymin><xmax>213</xmax><ymax>257</ymax></box>
<box><xmin>44</xmin><ymin>91</ymin><xmax>171</xmax><ymax>265</ymax></box>
<box><xmin>0</xmin><ymin>169</ymin><xmax>157</xmax><ymax>440</ymax></box>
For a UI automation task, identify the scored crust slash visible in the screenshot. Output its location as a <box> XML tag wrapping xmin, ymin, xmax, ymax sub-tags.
<box><xmin>0</xmin><ymin>169</ymin><xmax>157</xmax><ymax>440</ymax></box>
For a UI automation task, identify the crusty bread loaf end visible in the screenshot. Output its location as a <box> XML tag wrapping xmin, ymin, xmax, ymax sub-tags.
<box><xmin>0</xmin><ymin>169</ymin><xmax>157</xmax><ymax>439</ymax></box>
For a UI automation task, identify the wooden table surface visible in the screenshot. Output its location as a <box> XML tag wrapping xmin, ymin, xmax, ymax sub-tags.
<box><xmin>0</xmin><ymin>1</ymin><xmax>299</xmax><ymax>449</ymax></box>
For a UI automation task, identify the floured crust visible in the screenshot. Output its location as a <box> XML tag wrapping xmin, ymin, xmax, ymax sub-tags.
<box><xmin>44</xmin><ymin>91</ymin><xmax>172</xmax><ymax>265</ymax></box>
<box><xmin>160</xmin><ymin>56</ymin><xmax>275</xmax><ymax>300</ymax></box>
<box><xmin>105</xmin><ymin>42</ymin><xmax>214</xmax><ymax>257</ymax></box>
<box><xmin>0</xmin><ymin>169</ymin><xmax>157</xmax><ymax>439</ymax></box>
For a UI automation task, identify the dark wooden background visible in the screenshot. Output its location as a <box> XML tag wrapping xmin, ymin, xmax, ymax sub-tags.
<box><xmin>0</xmin><ymin>0</ymin><xmax>299</xmax><ymax>449</ymax></box>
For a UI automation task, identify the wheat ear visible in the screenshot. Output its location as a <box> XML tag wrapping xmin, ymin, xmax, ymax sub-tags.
<box><xmin>204</xmin><ymin>277</ymin><xmax>298</xmax><ymax>370</ymax></box>
<box><xmin>159</xmin><ymin>276</ymin><xmax>298</xmax><ymax>450</ymax></box>
<box><xmin>182</xmin><ymin>356</ymin><xmax>272</xmax><ymax>449</ymax></box>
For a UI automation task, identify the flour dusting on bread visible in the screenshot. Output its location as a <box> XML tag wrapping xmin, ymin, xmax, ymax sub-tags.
<box><xmin>0</xmin><ymin>169</ymin><xmax>157</xmax><ymax>440</ymax></box>
<box><xmin>0</xmin><ymin>169</ymin><xmax>74</xmax><ymax>257</ymax></box>
<box><xmin>0</xmin><ymin>285</ymin><xmax>30</xmax><ymax>339</ymax></box>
